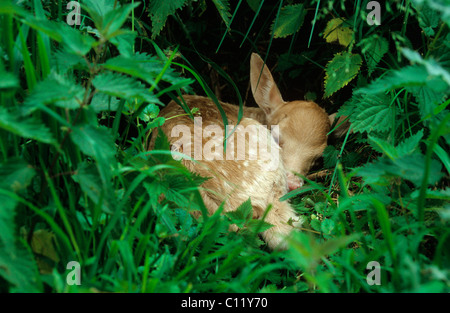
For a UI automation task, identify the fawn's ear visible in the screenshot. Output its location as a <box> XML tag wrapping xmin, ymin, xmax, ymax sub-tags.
<box><xmin>328</xmin><ymin>113</ymin><xmax>352</xmax><ymax>141</ymax></box>
<box><xmin>250</xmin><ymin>53</ymin><xmax>284</xmax><ymax>116</ymax></box>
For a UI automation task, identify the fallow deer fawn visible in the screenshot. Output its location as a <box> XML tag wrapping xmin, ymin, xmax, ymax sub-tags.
<box><xmin>150</xmin><ymin>53</ymin><xmax>346</xmax><ymax>250</ymax></box>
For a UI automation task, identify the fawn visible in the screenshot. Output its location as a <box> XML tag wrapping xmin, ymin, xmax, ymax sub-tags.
<box><xmin>149</xmin><ymin>53</ymin><xmax>347</xmax><ymax>250</ymax></box>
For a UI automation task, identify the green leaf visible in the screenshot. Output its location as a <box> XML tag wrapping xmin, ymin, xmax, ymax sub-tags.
<box><xmin>0</xmin><ymin>159</ymin><xmax>41</xmax><ymax>292</ymax></box>
<box><xmin>109</xmin><ymin>31</ymin><xmax>137</xmax><ymax>58</ymax></box>
<box><xmin>51</xmin><ymin>49</ymin><xmax>85</xmax><ymax>73</ymax></box>
<box><xmin>70</xmin><ymin>125</ymin><xmax>116</xmax><ymax>164</ymax></box>
<box><xmin>148</xmin><ymin>0</ymin><xmax>189</xmax><ymax>39</ymax></box>
<box><xmin>321</xmin><ymin>219</ymin><xmax>335</xmax><ymax>235</ymax></box>
<box><xmin>70</xmin><ymin>124</ymin><xmax>116</xmax><ymax>184</ymax></box>
<box><xmin>0</xmin><ymin>70</ymin><xmax>19</xmax><ymax>90</ymax></box>
<box><xmin>356</xmin><ymin>65</ymin><xmax>449</xmax><ymax>95</ymax></box>
<box><xmin>357</xmin><ymin>152</ymin><xmax>443</xmax><ymax>187</ymax></box>
<box><xmin>0</xmin><ymin>240</ymin><xmax>41</xmax><ymax>292</ymax></box>
<box><xmin>103</xmin><ymin>53</ymin><xmax>192</xmax><ymax>88</ymax></box>
<box><xmin>359</xmin><ymin>35</ymin><xmax>389</xmax><ymax>75</ymax></box>
<box><xmin>23</xmin><ymin>73</ymin><xmax>84</xmax><ymax>113</ymax></box>
<box><xmin>323</xmin><ymin>145</ymin><xmax>339</xmax><ymax>168</ymax></box>
<box><xmin>23</xmin><ymin>16</ymin><xmax>94</xmax><ymax>56</ymax></box>
<box><xmin>93</xmin><ymin>72</ymin><xmax>159</xmax><ymax>104</ymax></box>
<box><xmin>226</xmin><ymin>198</ymin><xmax>253</xmax><ymax>228</ymax></box>
<box><xmin>72</xmin><ymin>162</ymin><xmax>117</xmax><ymax>214</ymax></box>
<box><xmin>323</xmin><ymin>18</ymin><xmax>353</xmax><ymax>47</ymax></box>
<box><xmin>338</xmin><ymin>93</ymin><xmax>395</xmax><ymax>134</ymax></box>
<box><xmin>414</xmin><ymin>0</ymin><xmax>441</xmax><ymax>36</ymax></box>
<box><xmin>324</xmin><ymin>52</ymin><xmax>362</xmax><ymax>97</ymax></box>
<box><xmin>271</xmin><ymin>4</ymin><xmax>306</xmax><ymax>38</ymax></box>
<box><xmin>90</xmin><ymin>93</ymin><xmax>121</xmax><ymax>112</ymax></box>
<box><xmin>212</xmin><ymin>0</ymin><xmax>231</xmax><ymax>28</ymax></box>
<box><xmin>0</xmin><ymin>107</ymin><xmax>57</xmax><ymax>145</ymax></box>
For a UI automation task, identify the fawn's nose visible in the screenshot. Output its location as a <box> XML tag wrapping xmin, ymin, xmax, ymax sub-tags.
<box><xmin>286</xmin><ymin>172</ymin><xmax>303</xmax><ymax>191</ymax></box>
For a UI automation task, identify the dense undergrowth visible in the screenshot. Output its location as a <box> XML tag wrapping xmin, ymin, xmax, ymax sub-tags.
<box><xmin>0</xmin><ymin>0</ymin><xmax>449</xmax><ymax>293</ymax></box>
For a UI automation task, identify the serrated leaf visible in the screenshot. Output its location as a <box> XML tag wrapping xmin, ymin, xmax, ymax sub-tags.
<box><xmin>369</xmin><ymin>130</ymin><xmax>424</xmax><ymax>159</ymax></box>
<box><xmin>271</xmin><ymin>4</ymin><xmax>306</xmax><ymax>38</ymax></box>
<box><xmin>51</xmin><ymin>49</ymin><xmax>85</xmax><ymax>73</ymax></box>
<box><xmin>414</xmin><ymin>0</ymin><xmax>441</xmax><ymax>36</ymax></box>
<box><xmin>72</xmin><ymin>162</ymin><xmax>117</xmax><ymax>214</ymax></box>
<box><xmin>0</xmin><ymin>159</ymin><xmax>41</xmax><ymax>292</ymax></box>
<box><xmin>109</xmin><ymin>31</ymin><xmax>137</xmax><ymax>58</ymax></box>
<box><xmin>103</xmin><ymin>52</ymin><xmax>193</xmax><ymax>88</ymax></box>
<box><xmin>323</xmin><ymin>18</ymin><xmax>353</xmax><ymax>47</ymax></box>
<box><xmin>323</xmin><ymin>145</ymin><xmax>339</xmax><ymax>168</ymax></box>
<box><xmin>70</xmin><ymin>124</ymin><xmax>116</xmax><ymax>184</ymax></box>
<box><xmin>24</xmin><ymin>73</ymin><xmax>84</xmax><ymax>113</ymax></box>
<box><xmin>0</xmin><ymin>71</ymin><xmax>19</xmax><ymax>90</ymax></box>
<box><xmin>359</xmin><ymin>35</ymin><xmax>389</xmax><ymax>75</ymax></box>
<box><xmin>357</xmin><ymin>152</ymin><xmax>443</xmax><ymax>187</ymax></box>
<box><xmin>93</xmin><ymin>72</ymin><xmax>158</xmax><ymax>103</ymax></box>
<box><xmin>23</xmin><ymin>16</ymin><xmax>94</xmax><ymax>56</ymax></box>
<box><xmin>356</xmin><ymin>65</ymin><xmax>449</xmax><ymax>95</ymax></box>
<box><xmin>148</xmin><ymin>0</ymin><xmax>188</xmax><ymax>39</ymax></box>
<box><xmin>212</xmin><ymin>0</ymin><xmax>231</xmax><ymax>28</ymax></box>
<box><xmin>338</xmin><ymin>93</ymin><xmax>395</xmax><ymax>134</ymax></box>
<box><xmin>70</xmin><ymin>125</ymin><xmax>116</xmax><ymax>164</ymax></box>
<box><xmin>324</xmin><ymin>52</ymin><xmax>362</xmax><ymax>97</ymax></box>
<box><xmin>90</xmin><ymin>93</ymin><xmax>121</xmax><ymax>112</ymax></box>
<box><xmin>0</xmin><ymin>107</ymin><xmax>57</xmax><ymax>145</ymax></box>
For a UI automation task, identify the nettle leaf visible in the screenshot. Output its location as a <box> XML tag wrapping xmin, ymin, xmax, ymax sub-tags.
<box><xmin>0</xmin><ymin>158</ymin><xmax>41</xmax><ymax>292</ymax></box>
<box><xmin>70</xmin><ymin>125</ymin><xmax>116</xmax><ymax>164</ymax></box>
<box><xmin>271</xmin><ymin>4</ymin><xmax>306</xmax><ymax>38</ymax></box>
<box><xmin>109</xmin><ymin>31</ymin><xmax>137</xmax><ymax>58</ymax></box>
<box><xmin>0</xmin><ymin>107</ymin><xmax>57</xmax><ymax>145</ymax></box>
<box><xmin>24</xmin><ymin>73</ymin><xmax>84</xmax><ymax>113</ymax></box>
<box><xmin>72</xmin><ymin>162</ymin><xmax>117</xmax><ymax>214</ymax></box>
<box><xmin>0</xmin><ymin>70</ymin><xmax>19</xmax><ymax>90</ymax></box>
<box><xmin>148</xmin><ymin>0</ymin><xmax>189</xmax><ymax>39</ymax></box>
<box><xmin>414</xmin><ymin>0</ymin><xmax>441</xmax><ymax>36</ymax></box>
<box><xmin>323</xmin><ymin>145</ymin><xmax>339</xmax><ymax>168</ymax></box>
<box><xmin>93</xmin><ymin>72</ymin><xmax>159</xmax><ymax>104</ymax></box>
<box><xmin>70</xmin><ymin>124</ymin><xmax>116</xmax><ymax>184</ymax></box>
<box><xmin>51</xmin><ymin>49</ymin><xmax>85</xmax><ymax>73</ymax></box>
<box><xmin>226</xmin><ymin>198</ymin><xmax>253</xmax><ymax>228</ymax></box>
<box><xmin>356</xmin><ymin>65</ymin><xmax>449</xmax><ymax>95</ymax></box>
<box><xmin>23</xmin><ymin>16</ymin><xmax>94</xmax><ymax>56</ymax></box>
<box><xmin>368</xmin><ymin>130</ymin><xmax>424</xmax><ymax>159</ymax></box>
<box><xmin>324</xmin><ymin>51</ymin><xmax>362</xmax><ymax>98</ymax></box>
<box><xmin>359</xmin><ymin>35</ymin><xmax>389</xmax><ymax>76</ymax></box>
<box><xmin>338</xmin><ymin>93</ymin><xmax>395</xmax><ymax>134</ymax></box>
<box><xmin>323</xmin><ymin>18</ymin><xmax>354</xmax><ymax>47</ymax></box>
<box><xmin>104</xmin><ymin>53</ymin><xmax>193</xmax><ymax>89</ymax></box>
<box><xmin>357</xmin><ymin>152</ymin><xmax>443</xmax><ymax>187</ymax></box>
<box><xmin>90</xmin><ymin>93</ymin><xmax>121</xmax><ymax>112</ymax></box>
<box><xmin>81</xmin><ymin>0</ymin><xmax>115</xmax><ymax>20</ymax></box>
<box><xmin>212</xmin><ymin>0</ymin><xmax>231</xmax><ymax>28</ymax></box>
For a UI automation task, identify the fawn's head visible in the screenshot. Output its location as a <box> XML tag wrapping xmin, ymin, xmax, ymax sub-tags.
<box><xmin>250</xmin><ymin>53</ymin><xmax>333</xmax><ymax>190</ymax></box>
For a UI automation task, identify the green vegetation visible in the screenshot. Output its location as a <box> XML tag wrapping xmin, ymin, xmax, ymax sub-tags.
<box><xmin>0</xmin><ymin>0</ymin><xmax>448</xmax><ymax>293</ymax></box>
